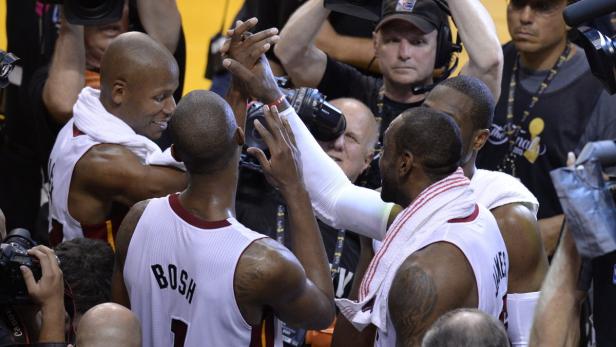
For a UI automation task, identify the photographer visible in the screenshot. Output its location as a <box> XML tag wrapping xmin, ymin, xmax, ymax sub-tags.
<box><xmin>475</xmin><ymin>0</ymin><xmax>616</xmax><ymax>258</ymax></box>
<box><xmin>1</xmin><ymin>241</ymin><xmax>66</xmax><ymax>346</ymax></box>
<box><xmin>275</xmin><ymin>0</ymin><xmax>503</xmax><ymax>139</ymax></box>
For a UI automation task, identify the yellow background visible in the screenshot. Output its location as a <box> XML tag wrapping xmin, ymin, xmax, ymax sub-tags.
<box><xmin>0</xmin><ymin>0</ymin><xmax>511</xmax><ymax>93</ymax></box>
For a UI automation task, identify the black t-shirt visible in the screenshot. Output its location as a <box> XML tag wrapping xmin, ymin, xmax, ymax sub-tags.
<box><xmin>317</xmin><ymin>56</ymin><xmax>423</xmax><ymax>141</ymax></box>
<box><xmin>235</xmin><ymin>169</ymin><xmax>360</xmax><ymax>300</ymax></box>
<box><xmin>477</xmin><ymin>43</ymin><xmax>604</xmax><ymax>219</ymax></box>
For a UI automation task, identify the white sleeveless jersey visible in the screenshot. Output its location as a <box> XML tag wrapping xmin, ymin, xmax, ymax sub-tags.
<box><xmin>48</xmin><ymin>119</ymin><xmax>101</xmax><ymax>241</ymax></box>
<box><xmin>124</xmin><ymin>194</ymin><xmax>282</xmax><ymax>347</ymax></box>
<box><xmin>375</xmin><ymin>205</ymin><xmax>508</xmax><ymax>347</ymax></box>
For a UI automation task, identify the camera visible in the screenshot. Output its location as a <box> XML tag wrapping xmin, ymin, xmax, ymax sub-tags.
<box><xmin>0</xmin><ymin>51</ymin><xmax>19</xmax><ymax>89</ymax></box>
<box><xmin>41</xmin><ymin>0</ymin><xmax>125</xmax><ymax>26</ymax></box>
<box><xmin>0</xmin><ymin>229</ymin><xmax>41</xmax><ymax>305</ymax></box>
<box><xmin>564</xmin><ymin>0</ymin><xmax>616</xmax><ymax>94</ymax></box>
<box><xmin>243</xmin><ymin>82</ymin><xmax>345</xmax><ymax>168</ymax></box>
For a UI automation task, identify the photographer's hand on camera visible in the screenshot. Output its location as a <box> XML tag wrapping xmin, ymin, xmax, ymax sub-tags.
<box><xmin>21</xmin><ymin>246</ymin><xmax>65</xmax><ymax>343</ymax></box>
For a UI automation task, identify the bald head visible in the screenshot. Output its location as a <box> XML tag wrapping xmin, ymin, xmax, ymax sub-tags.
<box><xmin>322</xmin><ymin>98</ymin><xmax>378</xmax><ymax>182</ymax></box>
<box><xmin>330</xmin><ymin>98</ymin><xmax>379</xmax><ymax>150</ymax></box>
<box><xmin>170</xmin><ymin>90</ymin><xmax>239</xmax><ymax>174</ymax></box>
<box><xmin>98</xmin><ymin>32</ymin><xmax>179</xmax><ymax>140</ymax></box>
<box><xmin>76</xmin><ymin>303</ymin><xmax>141</xmax><ymax>347</ymax></box>
<box><xmin>421</xmin><ymin>308</ymin><xmax>509</xmax><ymax>347</ymax></box>
<box><xmin>100</xmin><ymin>31</ymin><xmax>177</xmax><ymax>96</ymax></box>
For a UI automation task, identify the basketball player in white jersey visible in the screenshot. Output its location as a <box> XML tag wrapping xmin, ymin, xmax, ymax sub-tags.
<box><xmin>111</xmin><ymin>90</ymin><xmax>335</xmax><ymax>346</ymax></box>
<box><xmin>222</xmin><ymin>19</ymin><xmax>546</xmax><ymax>344</ymax></box>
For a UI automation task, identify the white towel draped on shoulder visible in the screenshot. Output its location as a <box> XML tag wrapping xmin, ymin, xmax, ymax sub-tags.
<box><xmin>336</xmin><ymin>168</ymin><xmax>475</xmax><ymax>333</ymax></box>
<box><xmin>72</xmin><ymin>87</ymin><xmax>185</xmax><ymax>171</ymax></box>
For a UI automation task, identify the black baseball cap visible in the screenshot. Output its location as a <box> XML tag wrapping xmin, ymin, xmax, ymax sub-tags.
<box><xmin>376</xmin><ymin>0</ymin><xmax>448</xmax><ymax>33</ymax></box>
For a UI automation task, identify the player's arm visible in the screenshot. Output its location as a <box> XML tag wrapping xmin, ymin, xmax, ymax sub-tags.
<box><xmin>492</xmin><ymin>203</ymin><xmax>548</xmax><ymax>293</ymax></box>
<box><xmin>450</xmin><ymin>0</ymin><xmax>504</xmax><ymax>100</ymax></box>
<box><xmin>492</xmin><ymin>203</ymin><xmax>548</xmax><ymax>346</ymax></box>
<box><xmin>246</xmin><ymin>104</ymin><xmax>335</xmax><ymax>329</ymax></box>
<box><xmin>136</xmin><ymin>0</ymin><xmax>181</xmax><ymax>54</ymax></box>
<box><xmin>76</xmin><ymin>144</ymin><xmax>187</xmax><ymax>207</ymax></box>
<box><xmin>224</xmin><ymin>45</ymin><xmax>397</xmax><ymax>240</ymax></box>
<box><xmin>111</xmin><ymin>200</ymin><xmax>150</xmax><ymax>308</ymax></box>
<box><xmin>274</xmin><ymin>0</ymin><xmax>329</xmax><ymax>87</ymax></box>
<box><xmin>389</xmin><ymin>242</ymin><xmax>477</xmax><ymax>347</ymax></box>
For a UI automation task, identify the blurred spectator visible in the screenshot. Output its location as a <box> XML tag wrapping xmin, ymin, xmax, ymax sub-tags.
<box><xmin>421</xmin><ymin>308</ymin><xmax>509</xmax><ymax>347</ymax></box>
<box><xmin>75</xmin><ymin>303</ymin><xmax>141</xmax><ymax>347</ymax></box>
<box><xmin>476</xmin><ymin>0</ymin><xmax>616</xmax><ymax>257</ymax></box>
<box><xmin>55</xmin><ymin>238</ymin><xmax>114</xmax><ymax>328</ymax></box>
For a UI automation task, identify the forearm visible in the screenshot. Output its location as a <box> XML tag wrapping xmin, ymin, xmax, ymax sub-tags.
<box><xmin>274</xmin><ymin>0</ymin><xmax>329</xmax><ymax>87</ymax></box>
<box><xmin>282</xmin><ymin>185</ymin><xmax>335</xmax><ymax>302</ymax></box>
<box><xmin>315</xmin><ymin>21</ymin><xmax>377</xmax><ymax>73</ymax></box>
<box><xmin>43</xmin><ymin>22</ymin><xmax>85</xmax><ymax>124</ymax></box>
<box><xmin>280</xmin><ymin>107</ymin><xmax>391</xmax><ymax>240</ymax></box>
<box><xmin>538</xmin><ymin>214</ymin><xmax>565</xmax><ymax>257</ymax></box>
<box><xmin>137</xmin><ymin>0</ymin><xmax>181</xmax><ymax>53</ymax></box>
<box><xmin>37</xmin><ymin>301</ymin><xmax>66</xmax><ymax>343</ymax></box>
<box><xmin>450</xmin><ymin>0</ymin><xmax>503</xmax><ymax>99</ymax></box>
<box><xmin>225</xmin><ymin>81</ymin><xmax>248</xmax><ymax>130</ymax></box>
<box><xmin>530</xmin><ymin>229</ymin><xmax>585</xmax><ymax>347</ymax></box>
<box><xmin>276</xmin><ymin>0</ymin><xmax>329</xmax><ymax>64</ymax></box>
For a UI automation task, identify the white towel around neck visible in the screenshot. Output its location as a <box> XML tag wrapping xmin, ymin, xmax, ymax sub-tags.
<box><xmin>336</xmin><ymin>168</ymin><xmax>476</xmax><ymax>333</ymax></box>
<box><xmin>72</xmin><ymin>87</ymin><xmax>185</xmax><ymax>170</ymax></box>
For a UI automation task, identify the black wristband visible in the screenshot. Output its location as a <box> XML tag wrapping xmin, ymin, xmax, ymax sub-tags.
<box><xmin>32</xmin><ymin>343</ymin><xmax>69</xmax><ymax>347</ymax></box>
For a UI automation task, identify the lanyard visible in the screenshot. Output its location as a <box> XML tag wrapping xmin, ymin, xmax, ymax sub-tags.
<box><xmin>497</xmin><ymin>43</ymin><xmax>571</xmax><ymax>177</ymax></box>
<box><xmin>275</xmin><ymin>204</ymin><xmax>345</xmax><ymax>277</ymax></box>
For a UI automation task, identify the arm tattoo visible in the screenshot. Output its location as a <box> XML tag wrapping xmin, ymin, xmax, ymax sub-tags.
<box><xmin>388</xmin><ymin>264</ymin><xmax>438</xmax><ymax>347</ymax></box>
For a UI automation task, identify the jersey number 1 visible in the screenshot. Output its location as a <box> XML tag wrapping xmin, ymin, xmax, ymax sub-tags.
<box><xmin>171</xmin><ymin>318</ymin><xmax>188</xmax><ymax>347</ymax></box>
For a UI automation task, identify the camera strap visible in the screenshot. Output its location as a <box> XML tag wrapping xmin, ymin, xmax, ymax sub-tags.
<box><xmin>497</xmin><ymin>43</ymin><xmax>572</xmax><ymax>177</ymax></box>
<box><xmin>2</xmin><ymin>306</ymin><xmax>29</xmax><ymax>344</ymax></box>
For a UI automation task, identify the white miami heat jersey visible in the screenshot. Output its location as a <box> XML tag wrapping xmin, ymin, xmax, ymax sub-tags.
<box><xmin>124</xmin><ymin>193</ymin><xmax>282</xmax><ymax>347</ymax></box>
<box><xmin>48</xmin><ymin>119</ymin><xmax>101</xmax><ymax>241</ymax></box>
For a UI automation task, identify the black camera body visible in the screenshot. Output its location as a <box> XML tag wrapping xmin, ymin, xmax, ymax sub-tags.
<box><xmin>41</xmin><ymin>0</ymin><xmax>125</xmax><ymax>26</ymax></box>
<box><xmin>244</xmin><ymin>83</ymin><xmax>345</xmax><ymax>159</ymax></box>
<box><xmin>0</xmin><ymin>229</ymin><xmax>41</xmax><ymax>305</ymax></box>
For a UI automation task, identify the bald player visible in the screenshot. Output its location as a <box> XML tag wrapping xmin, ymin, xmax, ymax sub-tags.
<box><xmin>48</xmin><ymin>32</ymin><xmax>186</xmax><ymax>247</ymax></box>
<box><xmin>75</xmin><ymin>303</ymin><xmax>141</xmax><ymax>347</ymax></box>
<box><xmin>112</xmin><ymin>90</ymin><xmax>335</xmax><ymax>346</ymax></box>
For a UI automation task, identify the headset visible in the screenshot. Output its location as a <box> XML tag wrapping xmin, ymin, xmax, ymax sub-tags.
<box><xmin>410</xmin><ymin>0</ymin><xmax>463</xmax><ymax>94</ymax></box>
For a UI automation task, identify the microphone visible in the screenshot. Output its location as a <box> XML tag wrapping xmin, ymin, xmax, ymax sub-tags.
<box><xmin>412</xmin><ymin>84</ymin><xmax>436</xmax><ymax>95</ymax></box>
<box><xmin>563</xmin><ymin>0</ymin><xmax>616</xmax><ymax>27</ymax></box>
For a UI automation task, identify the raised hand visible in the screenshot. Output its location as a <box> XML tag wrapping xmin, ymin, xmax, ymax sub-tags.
<box><xmin>247</xmin><ymin>105</ymin><xmax>303</xmax><ymax>194</ymax></box>
<box><xmin>222</xmin><ymin>18</ymin><xmax>279</xmax><ymax>70</ymax></box>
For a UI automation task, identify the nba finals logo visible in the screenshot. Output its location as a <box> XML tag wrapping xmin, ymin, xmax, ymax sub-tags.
<box><xmin>396</xmin><ymin>0</ymin><xmax>416</xmax><ymax>12</ymax></box>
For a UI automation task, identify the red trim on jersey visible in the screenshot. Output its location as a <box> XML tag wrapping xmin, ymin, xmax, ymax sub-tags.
<box><xmin>72</xmin><ymin>124</ymin><xmax>85</xmax><ymax>137</ymax></box>
<box><xmin>447</xmin><ymin>204</ymin><xmax>480</xmax><ymax>223</ymax></box>
<box><xmin>249</xmin><ymin>312</ymin><xmax>276</xmax><ymax>347</ymax></box>
<box><xmin>168</xmin><ymin>193</ymin><xmax>231</xmax><ymax>229</ymax></box>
